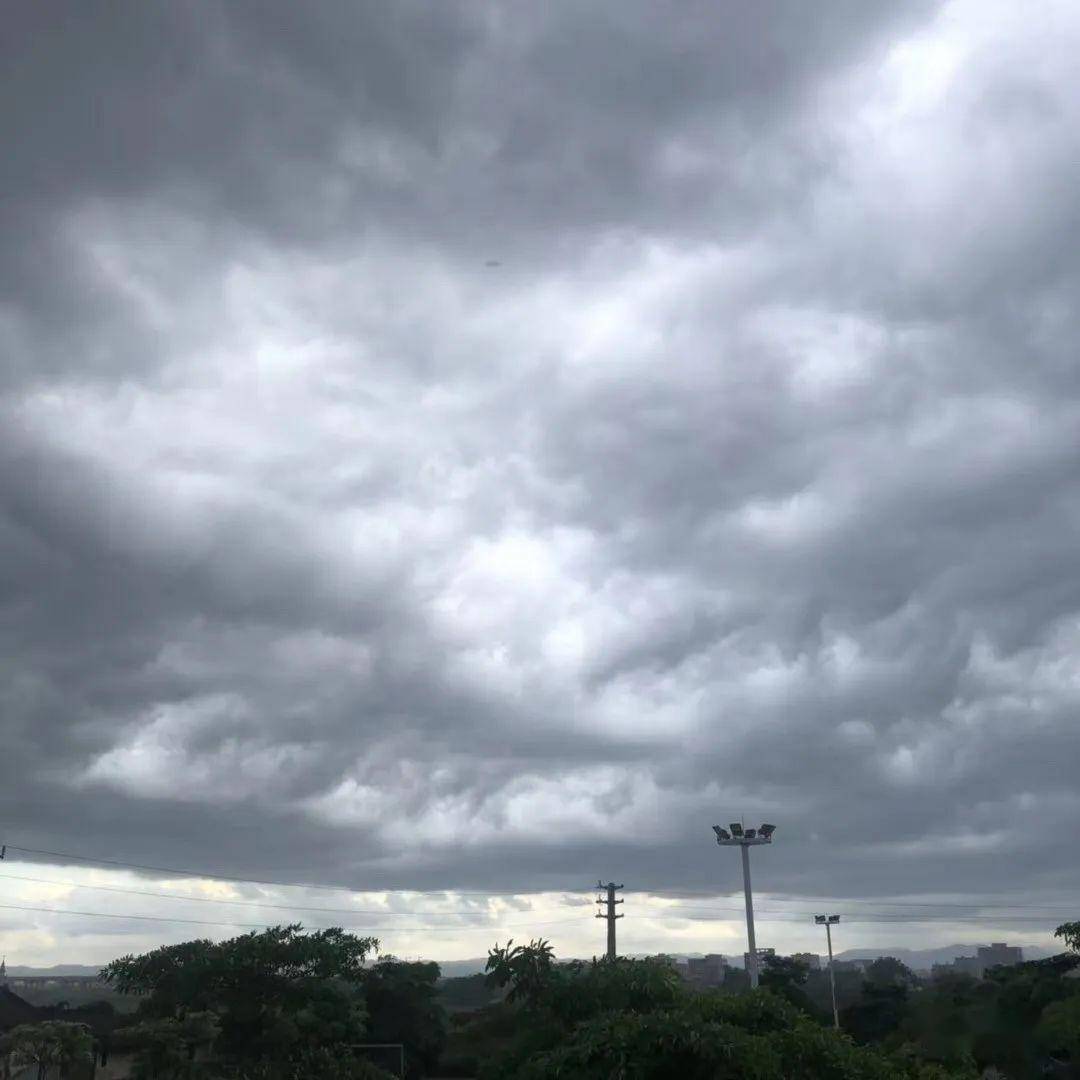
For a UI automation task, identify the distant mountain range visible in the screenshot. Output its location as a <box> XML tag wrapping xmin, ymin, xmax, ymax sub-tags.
<box><xmin>436</xmin><ymin>959</ymin><xmax>492</xmax><ymax>978</ymax></box>
<box><xmin>5</xmin><ymin>965</ymin><xmax>104</xmax><ymax>978</ymax></box>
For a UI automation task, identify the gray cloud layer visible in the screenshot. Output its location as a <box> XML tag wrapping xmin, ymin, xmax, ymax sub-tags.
<box><xmin>2</xmin><ymin>0</ymin><xmax>1079</xmax><ymax>945</ymax></box>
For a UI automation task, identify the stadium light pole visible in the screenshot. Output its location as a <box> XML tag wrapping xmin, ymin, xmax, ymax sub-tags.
<box><xmin>712</xmin><ymin>822</ymin><xmax>776</xmax><ymax>989</ymax></box>
<box><xmin>815</xmin><ymin>914</ymin><xmax>841</xmax><ymax>1029</ymax></box>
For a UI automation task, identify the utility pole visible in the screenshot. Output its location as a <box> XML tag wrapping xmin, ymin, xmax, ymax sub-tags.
<box><xmin>815</xmin><ymin>915</ymin><xmax>841</xmax><ymax>1029</ymax></box>
<box><xmin>595</xmin><ymin>881</ymin><xmax>623</xmax><ymax>960</ymax></box>
<box><xmin>713</xmin><ymin>822</ymin><xmax>776</xmax><ymax>989</ymax></box>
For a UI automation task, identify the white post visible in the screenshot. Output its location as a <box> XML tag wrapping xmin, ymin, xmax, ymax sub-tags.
<box><xmin>826</xmin><ymin>920</ymin><xmax>839</xmax><ymax>1029</ymax></box>
<box><xmin>741</xmin><ymin>842</ymin><xmax>759</xmax><ymax>989</ymax></box>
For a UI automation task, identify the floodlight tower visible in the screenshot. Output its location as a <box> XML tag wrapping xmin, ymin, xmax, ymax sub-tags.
<box><xmin>815</xmin><ymin>914</ymin><xmax>841</xmax><ymax>1029</ymax></box>
<box><xmin>712</xmin><ymin>821</ymin><xmax>776</xmax><ymax>989</ymax></box>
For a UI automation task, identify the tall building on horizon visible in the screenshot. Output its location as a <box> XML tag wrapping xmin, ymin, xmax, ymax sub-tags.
<box><xmin>935</xmin><ymin>943</ymin><xmax>1024</xmax><ymax>979</ymax></box>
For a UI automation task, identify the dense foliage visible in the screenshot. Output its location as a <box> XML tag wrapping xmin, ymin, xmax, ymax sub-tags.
<box><xmin>760</xmin><ymin>952</ymin><xmax>827</xmax><ymax>1020</ymax></box>
<box><xmin>840</xmin><ymin>958</ymin><xmax>919</xmax><ymax>1049</ymax></box>
<box><xmin>100</xmin><ymin>924</ymin><xmax>442</xmax><ymax>1078</ymax></box>
<box><xmin>362</xmin><ymin>957</ymin><xmax>447</xmax><ymax>1079</ymax></box>
<box><xmin>470</xmin><ymin>941</ymin><xmax>977</xmax><ymax>1080</ymax></box>
<box><xmin>2</xmin><ymin>1020</ymin><xmax>94</xmax><ymax>1080</ymax></box>
<box><xmin>819</xmin><ymin>942</ymin><xmax>1080</xmax><ymax>1079</ymax></box>
<box><xmin>102</xmin><ymin>925</ymin><xmax>374</xmax><ymax>1072</ymax></box>
<box><xmin>113</xmin><ymin>1010</ymin><xmax>221</xmax><ymax>1079</ymax></box>
<box><xmin>10</xmin><ymin>917</ymin><xmax>1076</xmax><ymax>1078</ymax></box>
<box><xmin>438</xmin><ymin>972</ymin><xmax>503</xmax><ymax>1012</ymax></box>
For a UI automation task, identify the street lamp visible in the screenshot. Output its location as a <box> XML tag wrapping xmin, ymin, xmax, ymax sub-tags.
<box><xmin>815</xmin><ymin>914</ymin><xmax>841</xmax><ymax>1029</ymax></box>
<box><xmin>713</xmin><ymin>822</ymin><xmax>776</xmax><ymax>989</ymax></box>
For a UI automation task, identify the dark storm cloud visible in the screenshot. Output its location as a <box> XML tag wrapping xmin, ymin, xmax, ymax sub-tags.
<box><xmin>2</xmin><ymin>0</ymin><xmax>933</xmax><ymax>373</ymax></box>
<box><xmin>3</xmin><ymin>0</ymin><xmax>1080</xmax><ymax>959</ymax></box>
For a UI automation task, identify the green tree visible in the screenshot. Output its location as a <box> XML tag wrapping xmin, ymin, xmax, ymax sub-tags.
<box><xmin>1036</xmin><ymin>993</ymin><xmax>1080</xmax><ymax>1064</ymax></box>
<box><xmin>761</xmin><ymin>953</ymin><xmax>828</xmax><ymax>1020</ymax></box>
<box><xmin>500</xmin><ymin>988</ymin><xmax>976</xmax><ymax>1080</ymax></box>
<box><xmin>438</xmin><ymin>972</ymin><xmax>502</xmax><ymax>1011</ymax></box>
<box><xmin>840</xmin><ymin>959</ymin><xmax>917</xmax><ymax>1048</ymax></box>
<box><xmin>5</xmin><ymin>1020</ymin><xmax>94</xmax><ymax>1080</ymax></box>
<box><xmin>362</xmin><ymin>957</ymin><xmax>447</xmax><ymax>1079</ymax></box>
<box><xmin>472</xmin><ymin>937</ymin><xmax>975</xmax><ymax>1080</ymax></box>
<box><xmin>237</xmin><ymin>1047</ymin><xmax>397</xmax><ymax>1080</ymax></box>
<box><xmin>484</xmin><ymin>940</ymin><xmax>555</xmax><ymax>1008</ymax></box>
<box><xmin>116</xmin><ymin>1010</ymin><xmax>220</xmax><ymax>1079</ymax></box>
<box><xmin>864</xmin><ymin>958</ymin><xmax>918</xmax><ymax>990</ymax></box>
<box><xmin>102</xmin><ymin>924</ymin><xmax>377</xmax><ymax>1074</ymax></box>
<box><xmin>1056</xmin><ymin>922</ymin><xmax>1080</xmax><ymax>953</ymax></box>
<box><xmin>761</xmin><ymin>953</ymin><xmax>811</xmax><ymax>991</ymax></box>
<box><xmin>842</xmin><ymin>983</ymin><xmax>910</xmax><ymax>1048</ymax></box>
<box><xmin>893</xmin><ymin>973</ymin><xmax>984</xmax><ymax>1073</ymax></box>
<box><xmin>971</xmin><ymin>953</ymin><xmax>1080</xmax><ymax>1077</ymax></box>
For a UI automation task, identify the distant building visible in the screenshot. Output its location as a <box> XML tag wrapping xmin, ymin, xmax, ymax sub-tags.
<box><xmin>645</xmin><ymin>954</ymin><xmax>694</xmax><ymax>982</ymax></box>
<box><xmin>791</xmin><ymin>952</ymin><xmax>821</xmax><ymax>971</ymax></box>
<box><xmin>686</xmin><ymin>954</ymin><xmax>726</xmax><ymax>987</ymax></box>
<box><xmin>978</xmin><ymin>943</ymin><xmax>1023</xmax><ymax>969</ymax></box>
<box><xmin>935</xmin><ymin>944</ymin><xmax>1024</xmax><ymax>979</ymax></box>
<box><xmin>744</xmin><ymin>948</ymin><xmax>775</xmax><ymax>970</ymax></box>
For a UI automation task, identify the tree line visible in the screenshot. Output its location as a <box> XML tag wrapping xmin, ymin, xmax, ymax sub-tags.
<box><xmin>1</xmin><ymin>920</ymin><xmax>1077</xmax><ymax>1078</ymax></box>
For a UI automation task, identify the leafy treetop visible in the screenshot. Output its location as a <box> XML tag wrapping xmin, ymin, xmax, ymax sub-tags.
<box><xmin>3</xmin><ymin>1021</ymin><xmax>95</xmax><ymax>1080</ymax></box>
<box><xmin>1054</xmin><ymin>921</ymin><xmax>1080</xmax><ymax>953</ymax></box>
<box><xmin>101</xmin><ymin>924</ymin><xmax>378</xmax><ymax>1070</ymax></box>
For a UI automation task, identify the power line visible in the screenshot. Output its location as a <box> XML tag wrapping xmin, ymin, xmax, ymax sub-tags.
<box><xmin>0</xmin><ymin>845</ymin><xmax>429</xmax><ymax>894</ymax></box>
<box><xmin>711</xmin><ymin>894</ymin><xmax>1080</xmax><ymax>914</ymax></box>
<box><xmin>663</xmin><ymin>908</ymin><xmax>1057</xmax><ymax>925</ymax></box>
<box><xmin>1</xmin><ymin>843</ymin><xmax>1068</xmax><ymax>931</ymax></box>
<box><xmin>1</xmin><ymin>844</ymin><xmax>580</xmax><ymax>898</ymax></box>
<box><xmin>0</xmin><ymin>900</ymin><xmax>591</xmax><ymax>934</ymax></box>
<box><xmin>658</xmin><ymin>889</ymin><xmax>1077</xmax><ymax>914</ymax></box>
<box><xmin>1</xmin><ymin>898</ymin><xmax>1047</xmax><ymax>938</ymax></box>
<box><xmin>0</xmin><ymin>872</ymin><xmax>570</xmax><ymax>919</ymax></box>
<box><xmin>664</xmin><ymin>900</ymin><xmax>1072</xmax><ymax>920</ymax></box>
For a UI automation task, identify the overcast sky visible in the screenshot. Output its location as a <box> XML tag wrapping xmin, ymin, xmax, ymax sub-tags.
<box><xmin>2</xmin><ymin>0</ymin><xmax>1079</xmax><ymax>968</ymax></box>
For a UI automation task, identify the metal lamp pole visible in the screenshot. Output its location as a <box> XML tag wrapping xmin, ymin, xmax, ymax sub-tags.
<box><xmin>713</xmin><ymin>822</ymin><xmax>776</xmax><ymax>989</ymax></box>
<box><xmin>815</xmin><ymin>914</ymin><xmax>841</xmax><ymax>1029</ymax></box>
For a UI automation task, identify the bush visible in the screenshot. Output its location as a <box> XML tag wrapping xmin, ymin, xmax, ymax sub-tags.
<box><xmin>437</xmin><ymin>1052</ymin><xmax>480</xmax><ymax>1077</ymax></box>
<box><xmin>480</xmin><ymin>972</ymin><xmax>980</xmax><ymax>1080</ymax></box>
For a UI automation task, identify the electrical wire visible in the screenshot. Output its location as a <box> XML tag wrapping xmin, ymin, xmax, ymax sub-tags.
<box><xmin>0</xmin><ymin>894</ymin><xmax>1053</xmax><ymax>936</ymax></box>
<box><xmin>670</xmin><ymin>894</ymin><xmax>1080</xmax><ymax>914</ymax></box>
<box><xmin>0</xmin><ymin>900</ymin><xmax>592</xmax><ymax>934</ymax></box>
<box><xmin>662</xmin><ymin>910</ymin><xmax>1056</xmax><ymax>925</ymax></box>
<box><xmin>0</xmin><ymin>871</ymin><xmax>566</xmax><ymax>919</ymax></box>
<box><xmin>659</xmin><ymin>901</ymin><xmax>1076</xmax><ymax>921</ymax></box>
<box><xmin>2</xmin><ymin>843</ymin><xmax>1069</xmax><ymax>931</ymax></box>
<box><xmin>0</xmin><ymin>844</ymin><xmax>580</xmax><ymax>898</ymax></box>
